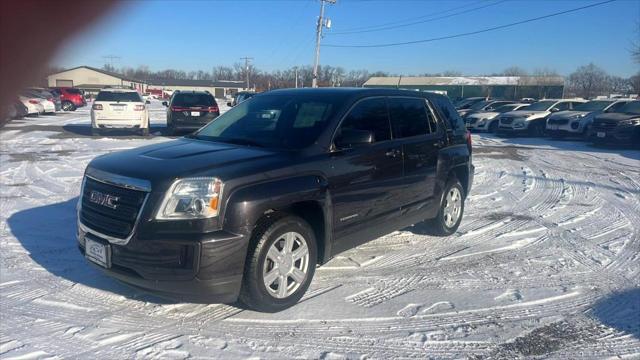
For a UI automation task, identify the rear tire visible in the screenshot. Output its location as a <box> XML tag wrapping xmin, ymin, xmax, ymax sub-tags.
<box><xmin>141</xmin><ymin>128</ymin><xmax>149</xmax><ymax>136</ymax></box>
<box><xmin>426</xmin><ymin>178</ymin><xmax>465</xmax><ymax>236</ymax></box>
<box><xmin>239</xmin><ymin>214</ymin><xmax>317</xmax><ymax>312</ymax></box>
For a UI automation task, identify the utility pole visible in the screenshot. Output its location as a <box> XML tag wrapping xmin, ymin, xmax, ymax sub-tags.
<box><xmin>102</xmin><ymin>55</ymin><xmax>121</xmax><ymax>69</ymax></box>
<box><xmin>294</xmin><ymin>67</ymin><xmax>299</xmax><ymax>88</ymax></box>
<box><xmin>312</xmin><ymin>0</ymin><xmax>336</xmax><ymax>88</ymax></box>
<box><xmin>240</xmin><ymin>56</ymin><xmax>253</xmax><ymax>90</ymax></box>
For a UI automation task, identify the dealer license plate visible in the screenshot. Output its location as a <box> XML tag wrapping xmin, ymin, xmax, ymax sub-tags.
<box><xmin>85</xmin><ymin>237</ymin><xmax>110</xmax><ymax>268</ymax></box>
<box><xmin>191</xmin><ymin>111</ymin><xmax>200</xmax><ymax>117</ymax></box>
<box><xmin>597</xmin><ymin>132</ymin><xmax>606</xmax><ymax>138</ymax></box>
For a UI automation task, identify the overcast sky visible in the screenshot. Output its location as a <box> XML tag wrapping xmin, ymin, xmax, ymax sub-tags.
<box><xmin>53</xmin><ymin>0</ymin><xmax>640</xmax><ymax>77</ymax></box>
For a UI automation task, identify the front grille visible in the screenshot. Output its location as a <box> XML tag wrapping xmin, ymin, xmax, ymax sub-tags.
<box><xmin>592</xmin><ymin>121</ymin><xmax>617</xmax><ymax>130</ymax></box>
<box><xmin>80</xmin><ymin>177</ymin><xmax>146</xmax><ymax>239</ymax></box>
<box><xmin>548</xmin><ymin>118</ymin><xmax>569</xmax><ymax>125</ymax></box>
<box><xmin>501</xmin><ymin>117</ymin><xmax>514</xmax><ymax>125</ymax></box>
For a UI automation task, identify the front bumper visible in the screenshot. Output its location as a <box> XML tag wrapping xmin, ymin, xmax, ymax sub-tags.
<box><xmin>590</xmin><ymin>126</ymin><xmax>639</xmax><ymax>145</ymax></box>
<box><xmin>77</xmin><ymin>225</ymin><xmax>248</xmax><ymax>303</ymax></box>
<box><xmin>497</xmin><ymin>125</ymin><xmax>528</xmax><ymax>135</ymax></box>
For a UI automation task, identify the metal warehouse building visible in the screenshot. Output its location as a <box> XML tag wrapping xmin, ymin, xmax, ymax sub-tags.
<box><xmin>363</xmin><ymin>76</ymin><xmax>565</xmax><ymax>100</ymax></box>
<box><xmin>47</xmin><ymin>66</ymin><xmax>246</xmax><ymax>98</ymax></box>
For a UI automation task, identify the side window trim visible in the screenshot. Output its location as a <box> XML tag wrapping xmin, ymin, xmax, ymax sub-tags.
<box><xmin>330</xmin><ymin>96</ymin><xmax>393</xmax><ymax>148</ymax></box>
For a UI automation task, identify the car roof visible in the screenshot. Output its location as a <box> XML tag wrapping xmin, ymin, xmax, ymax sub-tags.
<box><xmin>264</xmin><ymin>87</ymin><xmax>448</xmax><ymax>101</ymax></box>
<box><xmin>98</xmin><ymin>88</ymin><xmax>139</xmax><ymax>93</ymax></box>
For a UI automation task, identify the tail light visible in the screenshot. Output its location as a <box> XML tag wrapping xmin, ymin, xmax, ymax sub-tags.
<box><xmin>92</xmin><ymin>104</ymin><xmax>103</xmax><ymax>110</ymax></box>
<box><xmin>47</xmin><ymin>97</ymin><xmax>53</xmax><ymax>101</ymax></box>
<box><xmin>28</xmin><ymin>99</ymin><xmax>39</xmax><ymax>104</ymax></box>
<box><xmin>170</xmin><ymin>106</ymin><xmax>187</xmax><ymax>112</ymax></box>
<box><xmin>207</xmin><ymin>105</ymin><xmax>219</xmax><ymax>113</ymax></box>
<box><xmin>134</xmin><ymin>105</ymin><xmax>145</xmax><ymax>111</ymax></box>
<box><xmin>465</xmin><ymin>130</ymin><xmax>472</xmax><ymax>152</ymax></box>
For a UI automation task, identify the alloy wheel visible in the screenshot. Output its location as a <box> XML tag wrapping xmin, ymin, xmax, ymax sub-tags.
<box><xmin>262</xmin><ymin>232</ymin><xmax>310</xmax><ymax>299</ymax></box>
<box><xmin>443</xmin><ymin>187</ymin><xmax>462</xmax><ymax>228</ymax></box>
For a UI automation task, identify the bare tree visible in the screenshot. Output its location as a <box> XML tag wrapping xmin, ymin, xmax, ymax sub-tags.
<box><xmin>566</xmin><ymin>63</ymin><xmax>609</xmax><ymax>99</ymax></box>
<box><xmin>630</xmin><ymin>72</ymin><xmax>640</xmax><ymax>95</ymax></box>
<box><xmin>502</xmin><ymin>66</ymin><xmax>528</xmax><ymax>76</ymax></box>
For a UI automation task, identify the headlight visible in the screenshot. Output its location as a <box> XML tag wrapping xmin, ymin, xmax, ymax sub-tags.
<box><xmin>157</xmin><ymin>177</ymin><xmax>224</xmax><ymax>220</ymax></box>
<box><xmin>619</xmin><ymin>118</ymin><xmax>640</xmax><ymax>126</ymax></box>
<box><xmin>478</xmin><ymin>119</ymin><xmax>486</xmax><ymax>125</ymax></box>
<box><xmin>572</xmin><ymin>114</ymin><xmax>585</xmax><ymax>119</ymax></box>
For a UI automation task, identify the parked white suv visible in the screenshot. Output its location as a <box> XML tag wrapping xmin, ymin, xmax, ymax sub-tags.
<box><xmin>91</xmin><ymin>89</ymin><xmax>150</xmax><ymax>136</ymax></box>
<box><xmin>497</xmin><ymin>99</ymin><xmax>586</xmax><ymax>136</ymax></box>
<box><xmin>466</xmin><ymin>103</ymin><xmax>530</xmax><ymax>133</ymax></box>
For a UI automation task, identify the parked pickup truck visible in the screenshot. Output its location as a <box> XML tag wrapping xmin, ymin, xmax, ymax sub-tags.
<box><xmin>77</xmin><ymin>88</ymin><xmax>474</xmax><ymax>311</ymax></box>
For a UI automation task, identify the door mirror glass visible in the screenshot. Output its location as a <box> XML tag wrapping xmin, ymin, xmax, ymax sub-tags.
<box><xmin>145</xmin><ymin>100</ymin><xmax>151</xmax><ymax>104</ymax></box>
<box><xmin>227</xmin><ymin>101</ymin><xmax>232</xmax><ymax>107</ymax></box>
<box><xmin>162</xmin><ymin>101</ymin><xmax>168</xmax><ymax>107</ymax></box>
<box><xmin>335</xmin><ymin>129</ymin><xmax>374</xmax><ymax>149</ymax></box>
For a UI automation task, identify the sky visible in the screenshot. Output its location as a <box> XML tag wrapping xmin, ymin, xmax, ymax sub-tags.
<box><xmin>53</xmin><ymin>0</ymin><xmax>640</xmax><ymax>77</ymax></box>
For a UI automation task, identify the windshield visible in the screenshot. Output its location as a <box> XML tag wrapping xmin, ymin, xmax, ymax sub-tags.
<box><xmin>96</xmin><ymin>91</ymin><xmax>142</xmax><ymax>102</ymax></box>
<box><xmin>470</xmin><ymin>100</ymin><xmax>491</xmax><ymax>111</ymax></box>
<box><xmin>66</xmin><ymin>88</ymin><xmax>82</xmax><ymax>94</ymax></box>
<box><xmin>619</xmin><ymin>101</ymin><xmax>640</xmax><ymax>114</ymax></box>
<box><xmin>494</xmin><ymin>104</ymin><xmax>523</xmax><ymax>113</ymax></box>
<box><xmin>573</xmin><ymin>101</ymin><xmax>612</xmax><ymax>112</ymax></box>
<box><xmin>194</xmin><ymin>94</ymin><xmax>344</xmax><ymax>150</ymax></box>
<box><xmin>455</xmin><ymin>98</ymin><xmax>480</xmax><ymax>109</ymax></box>
<box><xmin>172</xmin><ymin>93</ymin><xmax>216</xmax><ymax>107</ymax></box>
<box><xmin>525</xmin><ymin>100</ymin><xmax>557</xmax><ymax>111</ymax></box>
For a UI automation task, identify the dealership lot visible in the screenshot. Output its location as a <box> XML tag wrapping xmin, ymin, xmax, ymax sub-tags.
<box><xmin>1</xmin><ymin>101</ymin><xmax>639</xmax><ymax>358</ymax></box>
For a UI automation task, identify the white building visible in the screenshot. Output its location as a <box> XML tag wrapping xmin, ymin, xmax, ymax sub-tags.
<box><xmin>47</xmin><ymin>66</ymin><xmax>246</xmax><ymax>98</ymax></box>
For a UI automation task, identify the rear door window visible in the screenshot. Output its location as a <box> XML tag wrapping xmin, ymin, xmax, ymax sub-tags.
<box><xmin>388</xmin><ymin>97</ymin><xmax>436</xmax><ymax>138</ymax></box>
<box><xmin>172</xmin><ymin>93</ymin><xmax>216</xmax><ymax>107</ymax></box>
<box><xmin>96</xmin><ymin>92</ymin><xmax>142</xmax><ymax>102</ymax></box>
<box><xmin>339</xmin><ymin>98</ymin><xmax>391</xmax><ymax>143</ymax></box>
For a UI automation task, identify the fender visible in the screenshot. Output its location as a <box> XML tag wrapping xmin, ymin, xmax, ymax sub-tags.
<box><xmin>222</xmin><ymin>174</ymin><xmax>333</xmax><ymax>263</ymax></box>
<box><xmin>434</xmin><ymin>144</ymin><xmax>473</xmax><ymax>200</ymax></box>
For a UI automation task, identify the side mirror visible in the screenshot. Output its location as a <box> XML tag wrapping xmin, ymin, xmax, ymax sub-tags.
<box><xmin>162</xmin><ymin>101</ymin><xmax>168</xmax><ymax>107</ymax></box>
<box><xmin>145</xmin><ymin>100</ymin><xmax>151</xmax><ymax>104</ymax></box>
<box><xmin>335</xmin><ymin>129</ymin><xmax>374</xmax><ymax>149</ymax></box>
<box><xmin>550</xmin><ymin>107</ymin><xmax>560</xmax><ymax>113</ymax></box>
<box><xmin>227</xmin><ymin>102</ymin><xmax>232</xmax><ymax>107</ymax></box>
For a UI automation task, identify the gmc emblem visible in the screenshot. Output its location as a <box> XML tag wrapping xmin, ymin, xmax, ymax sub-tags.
<box><xmin>89</xmin><ymin>190</ymin><xmax>119</xmax><ymax>210</ymax></box>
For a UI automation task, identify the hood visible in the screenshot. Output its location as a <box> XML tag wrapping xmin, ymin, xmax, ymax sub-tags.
<box><xmin>502</xmin><ymin>110</ymin><xmax>547</xmax><ymax>118</ymax></box>
<box><xmin>594</xmin><ymin>112</ymin><xmax>640</xmax><ymax>122</ymax></box>
<box><xmin>467</xmin><ymin>111</ymin><xmax>499</xmax><ymax>119</ymax></box>
<box><xmin>548</xmin><ymin>110</ymin><xmax>589</xmax><ymax>120</ymax></box>
<box><xmin>88</xmin><ymin>138</ymin><xmax>283</xmax><ymax>187</ymax></box>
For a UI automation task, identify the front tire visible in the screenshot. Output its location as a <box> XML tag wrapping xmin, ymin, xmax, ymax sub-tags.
<box><xmin>529</xmin><ymin>122</ymin><xmax>545</xmax><ymax>137</ymax></box>
<box><xmin>488</xmin><ymin>120</ymin><xmax>499</xmax><ymax>134</ymax></box>
<box><xmin>427</xmin><ymin>178</ymin><xmax>465</xmax><ymax>236</ymax></box>
<box><xmin>239</xmin><ymin>214</ymin><xmax>317</xmax><ymax>312</ymax></box>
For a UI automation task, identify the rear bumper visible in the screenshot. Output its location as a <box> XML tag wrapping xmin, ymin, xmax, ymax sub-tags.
<box><xmin>77</xmin><ymin>226</ymin><xmax>248</xmax><ymax>303</ymax></box>
<box><xmin>93</xmin><ymin>116</ymin><xmax>147</xmax><ymax>129</ymax></box>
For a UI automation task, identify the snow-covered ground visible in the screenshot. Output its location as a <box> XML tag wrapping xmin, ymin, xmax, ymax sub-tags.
<box><xmin>1</xmin><ymin>100</ymin><xmax>639</xmax><ymax>359</ymax></box>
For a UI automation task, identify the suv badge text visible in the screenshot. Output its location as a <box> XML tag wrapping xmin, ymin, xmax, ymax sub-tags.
<box><xmin>89</xmin><ymin>190</ymin><xmax>119</xmax><ymax>209</ymax></box>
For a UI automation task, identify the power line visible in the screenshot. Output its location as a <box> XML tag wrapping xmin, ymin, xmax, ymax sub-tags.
<box><xmin>330</xmin><ymin>0</ymin><xmax>485</xmax><ymax>33</ymax></box>
<box><xmin>329</xmin><ymin>0</ymin><xmax>507</xmax><ymax>35</ymax></box>
<box><xmin>324</xmin><ymin>0</ymin><xmax>616</xmax><ymax>48</ymax></box>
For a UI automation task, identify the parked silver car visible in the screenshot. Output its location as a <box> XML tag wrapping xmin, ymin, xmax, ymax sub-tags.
<box><xmin>546</xmin><ymin>99</ymin><xmax>633</xmax><ymax>139</ymax></box>
<box><xmin>466</xmin><ymin>103</ymin><xmax>530</xmax><ymax>133</ymax></box>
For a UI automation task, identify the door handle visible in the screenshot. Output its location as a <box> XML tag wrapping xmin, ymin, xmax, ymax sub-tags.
<box><xmin>385</xmin><ymin>149</ymin><xmax>400</xmax><ymax>158</ymax></box>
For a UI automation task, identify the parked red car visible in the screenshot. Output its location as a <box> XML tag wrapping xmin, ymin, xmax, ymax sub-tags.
<box><xmin>50</xmin><ymin>87</ymin><xmax>86</xmax><ymax>111</ymax></box>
